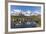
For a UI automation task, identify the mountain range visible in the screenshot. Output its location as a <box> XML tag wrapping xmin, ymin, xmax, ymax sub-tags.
<box><xmin>11</xmin><ymin>9</ymin><xmax>41</xmax><ymax>16</ymax></box>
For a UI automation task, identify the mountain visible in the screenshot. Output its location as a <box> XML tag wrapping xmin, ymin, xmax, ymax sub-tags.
<box><xmin>11</xmin><ymin>9</ymin><xmax>41</xmax><ymax>16</ymax></box>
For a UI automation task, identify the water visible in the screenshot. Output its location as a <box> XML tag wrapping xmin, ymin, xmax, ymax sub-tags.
<box><xmin>11</xmin><ymin>21</ymin><xmax>37</xmax><ymax>28</ymax></box>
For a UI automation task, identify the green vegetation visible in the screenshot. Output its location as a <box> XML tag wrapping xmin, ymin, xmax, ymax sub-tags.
<box><xmin>31</xmin><ymin>15</ymin><xmax>41</xmax><ymax>26</ymax></box>
<box><xmin>11</xmin><ymin>15</ymin><xmax>41</xmax><ymax>27</ymax></box>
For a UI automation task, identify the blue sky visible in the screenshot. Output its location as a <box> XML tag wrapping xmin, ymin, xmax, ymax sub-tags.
<box><xmin>11</xmin><ymin>5</ymin><xmax>41</xmax><ymax>13</ymax></box>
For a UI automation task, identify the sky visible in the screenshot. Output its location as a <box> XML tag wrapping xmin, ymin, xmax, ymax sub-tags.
<box><xmin>11</xmin><ymin>5</ymin><xmax>41</xmax><ymax>13</ymax></box>
<box><xmin>10</xmin><ymin>5</ymin><xmax>41</xmax><ymax>16</ymax></box>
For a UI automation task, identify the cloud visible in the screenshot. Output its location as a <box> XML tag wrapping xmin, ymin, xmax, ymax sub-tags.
<box><xmin>11</xmin><ymin>9</ymin><xmax>32</xmax><ymax>16</ymax></box>
<box><xmin>11</xmin><ymin>9</ymin><xmax>40</xmax><ymax>16</ymax></box>
<box><xmin>25</xmin><ymin>10</ymin><xmax>32</xmax><ymax>16</ymax></box>
<box><xmin>13</xmin><ymin>9</ymin><xmax>21</xmax><ymax>13</ymax></box>
<box><xmin>22</xmin><ymin>10</ymin><xmax>32</xmax><ymax>16</ymax></box>
<box><xmin>11</xmin><ymin>9</ymin><xmax>21</xmax><ymax>14</ymax></box>
<box><xmin>31</xmin><ymin>10</ymin><xmax>41</xmax><ymax>16</ymax></box>
<box><xmin>11</xmin><ymin>9</ymin><xmax>21</xmax><ymax>16</ymax></box>
<box><xmin>33</xmin><ymin>10</ymin><xmax>40</xmax><ymax>14</ymax></box>
<box><xmin>11</xmin><ymin>11</ymin><xmax>14</xmax><ymax>14</ymax></box>
<box><xmin>26</xmin><ymin>10</ymin><xmax>32</xmax><ymax>14</ymax></box>
<box><xmin>11</xmin><ymin>9</ymin><xmax>20</xmax><ymax>13</ymax></box>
